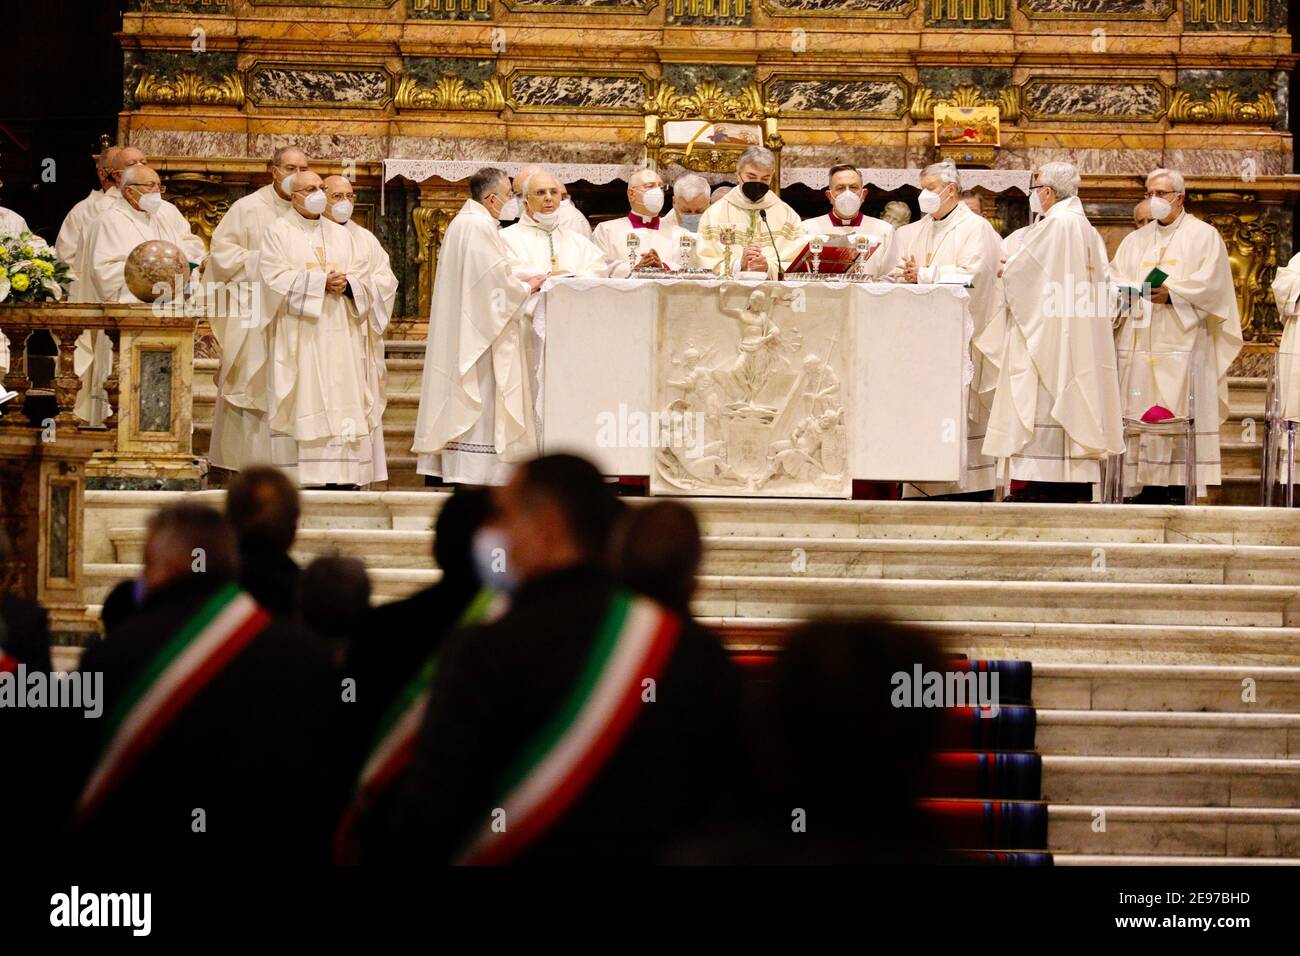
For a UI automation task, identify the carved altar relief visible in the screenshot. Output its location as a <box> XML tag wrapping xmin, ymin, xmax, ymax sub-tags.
<box><xmin>652</xmin><ymin>282</ymin><xmax>851</xmax><ymax>498</ymax></box>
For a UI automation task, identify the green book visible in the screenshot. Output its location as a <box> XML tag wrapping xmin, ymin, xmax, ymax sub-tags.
<box><xmin>1144</xmin><ymin>266</ymin><xmax>1168</xmax><ymax>290</ymax></box>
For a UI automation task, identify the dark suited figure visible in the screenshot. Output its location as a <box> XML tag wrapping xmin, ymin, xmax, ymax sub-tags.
<box><xmin>225</xmin><ymin>466</ymin><xmax>302</xmax><ymax>617</ymax></box>
<box><xmin>388</xmin><ymin>455</ymin><xmax>743</xmax><ymax>864</ymax></box>
<box><xmin>297</xmin><ymin>555</ymin><xmax>371</xmax><ymax>668</ymax></box>
<box><xmin>609</xmin><ymin>500</ymin><xmax>703</xmax><ymax>617</ymax></box>
<box><xmin>70</xmin><ymin>504</ymin><xmax>344</xmax><ymax>864</ymax></box>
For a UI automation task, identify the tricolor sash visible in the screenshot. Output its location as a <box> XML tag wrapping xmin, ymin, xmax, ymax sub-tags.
<box><xmin>456</xmin><ymin>590</ymin><xmax>682</xmax><ymax>866</ymax></box>
<box><xmin>332</xmin><ymin>587</ymin><xmax>502</xmax><ymax>863</ymax></box>
<box><xmin>76</xmin><ymin>583</ymin><xmax>270</xmax><ymax>823</ymax></box>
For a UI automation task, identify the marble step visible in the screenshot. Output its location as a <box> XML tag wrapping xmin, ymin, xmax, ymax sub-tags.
<box><xmin>692</xmin><ymin>576</ymin><xmax>1300</xmax><ymax>628</ymax></box>
<box><xmin>1034</xmin><ymin>664</ymin><xmax>1300</xmax><ymax>713</ymax></box>
<box><xmin>710</xmin><ymin>619</ymin><xmax>1300</xmax><ymax>666</ymax></box>
<box><xmin>1036</xmin><ymin>710</ymin><xmax>1300</xmax><ymax>759</ymax></box>
<box><xmin>1054</xmin><ymin>854</ymin><xmax>1300</xmax><ymax>865</ymax></box>
<box><xmin>1048</xmin><ymin>806</ymin><xmax>1300</xmax><ymax>858</ymax></box>
<box><xmin>1041</xmin><ymin>755</ymin><xmax>1300</xmax><ymax>808</ymax></box>
<box><xmin>99</xmin><ymin>527</ymin><xmax>1300</xmax><ymax>585</ymax></box>
<box><xmin>87</xmin><ymin>492</ymin><xmax>1300</xmax><ymax>545</ymax></box>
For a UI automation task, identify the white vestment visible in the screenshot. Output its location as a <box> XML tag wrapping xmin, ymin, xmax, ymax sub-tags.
<box><xmin>0</xmin><ymin>206</ymin><xmax>29</xmax><ymax>237</ymax></box>
<box><xmin>344</xmin><ymin>218</ymin><xmax>398</xmax><ymax>484</ymax></box>
<box><xmin>591</xmin><ymin>214</ymin><xmax>697</xmax><ymax>276</ymax></box>
<box><xmin>984</xmin><ymin>196</ymin><xmax>1124</xmax><ymax>484</ymax></box>
<box><xmin>1002</xmin><ymin>224</ymin><xmax>1032</xmax><ymax>259</ymax></box>
<box><xmin>56</xmin><ymin>188</ymin><xmax>117</xmax><ymax>269</ymax></box>
<box><xmin>500</xmin><ymin>215</ymin><xmax>608</xmax><ymax>280</ymax></box>
<box><xmin>1272</xmin><ymin>253</ymin><xmax>1300</xmax><ymax>423</ymax></box>
<box><xmin>695</xmin><ymin>187</ymin><xmax>805</xmax><ymax>278</ymax></box>
<box><xmin>74</xmin><ymin>196</ymin><xmax>204</xmax><ymax>425</ymax></box>
<box><xmin>559</xmin><ymin>199</ymin><xmax>592</xmax><ymax>240</ymax></box>
<box><xmin>413</xmin><ymin>199</ymin><xmax>535</xmax><ymax>484</ymax></box>
<box><xmin>203</xmin><ymin>184</ymin><xmax>297</xmax><ymax>472</ymax></box>
<box><xmin>257</xmin><ymin>211</ymin><xmax>386</xmax><ymax>486</ymax></box>
<box><xmin>801</xmin><ymin>212</ymin><xmax>895</xmax><ymax>279</ymax></box>
<box><xmin>1109</xmin><ymin>211</ymin><xmax>1242</xmax><ymax>496</ymax></box>
<box><xmin>889</xmin><ymin>201</ymin><xmax>1007</xmax><ymax>494</ymax></box>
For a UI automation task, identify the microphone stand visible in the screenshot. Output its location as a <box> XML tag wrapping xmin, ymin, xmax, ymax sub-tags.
<box><xmin>758</xmin><ymin>208</ymin><xmax>785</xmax><ymax>281</ymax></box>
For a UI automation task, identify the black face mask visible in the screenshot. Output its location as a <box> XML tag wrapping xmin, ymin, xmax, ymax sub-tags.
<box><xmin>740</xmin><ymin>181</ymin><xmax>770</xmax><ymax>203</ymax></box>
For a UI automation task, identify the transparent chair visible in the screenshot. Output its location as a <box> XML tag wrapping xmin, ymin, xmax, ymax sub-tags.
<box><xmin>1260</xmin><ymin>347</ymin><xmax>1300</xmax><ymax>507</ymax></box>
<box><xmin>1103</xmin><ymin>347</ymin><xmax>1199</xmax><ymax>506</ymax></box>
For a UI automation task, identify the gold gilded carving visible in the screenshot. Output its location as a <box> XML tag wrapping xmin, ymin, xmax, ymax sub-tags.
<box><xmin>1203</xmin><ymin>210</ymin><xmax>1280</xmax><ymax>343</ymax></box>
<box><xmin>395</xmin><ymin>74</ymin><xmax>505</xmax><ymax>112</ymax></box>
<box><xmin>929</xmin><ymin>0</ymin><xmax>1007</xmax><ymax>19</ymax></box>
<box><xmin>645</xmin><ymin>80</ymin><xmax>778</xmax><ymax>123</ymax></box>
<box><xmin>910</xmin><ymin>84</ymin><xmax>1019</xmax><ymax>124</ymax></box>
<box><xmin>1169</xmin><ymin>87</ymin><xmax>1278</xmax><ymax>126</ymax></box>
<box><xmin>1185</xmin><ymin>0</ymin><xmax>1267</xmax><ymax>25</ymax></box>
<box><xmin>162</xmin><ymin>175</ymin><xmax>231</xmax><ymax>251</ymax></box>
<box><xmin>134</xmin><ymin>68</ymin><xmax>245</xmax><ymax>108</ymax></box>
<box><xmin>413</xmin><ymin>206</ymin><xmax>457</xmax><ymax>321</ymax></box>
<box><xmin>668</xmin><ymin>0</ymin><xmax>746</xmax><ymax>16</ymax></box>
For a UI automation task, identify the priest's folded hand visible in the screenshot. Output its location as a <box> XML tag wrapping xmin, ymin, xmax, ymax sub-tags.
<box><xmin>325</xmin><ymin>271</ymin><xmax>348</xmax><ymax>295</ymax></box>
<box><xmin>1148</xmin><ymin>286</ymin><xmax>1170</xmax><ymax>305</ymax></box>
<box><xmin>526</xmin><ymin>274</ymin><xmax>547</xmax><ymax>293</ymax></box>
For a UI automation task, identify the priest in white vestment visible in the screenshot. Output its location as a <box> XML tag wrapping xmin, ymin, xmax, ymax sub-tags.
<box><xmin>984</xmin><ymin>162</ymin><xmax>1124</xmax><ymax>497</ymax></box>
<box><xmin>801</xmin><ymin>164</ymin><xmax>894</xmax><ymax>279</ymax></box>
<box><xmin>696</xmin><ymin>146</ymin><xmax>805</xmax><ymax>278</ymax></box>
<box><xmin>256</xmin><ymin>172</ymin><xmax>387</xmax><ymax>487</ymax></box>
<box><xmin>556</xmin><ymin>181</ymin><xmax>593</xmax><ymax>240</ymax></box>
<box><xmin>592</xmin><ymin>169</ymin><xmax>699</xmax><ymax>275</ymax></box>
<box><xmin>0</xmin><ymin>206</ymin><xmax>28</xmax><ymax>237</ymax></box>
<box><xmin>74</xmin><ymin>165</ymin><xmax>205</xmax><ymax>425</ymax></box>
<box><xmin>661</xmin><ymin>172</ymin><xmax>710</xmax><ymax>232</ymax></box>
<box><xmin>500</xmin><ymin>170</ymin><xmax>608</xmax><ymax>280</ymax></box>
<box><xmin>889</xmin><ymin>161</ymin><xmax>1006</xmax><ymax>496</ymax></box>
<box><xmin>56</xmin><ymin>146</ymin><xmax>120</xmax><ymax>266</ymax></box>
<box><xmin>203</xmin><ymin>147</ymin><xmax>310</xmax><ymax>473</ymax></box>
<box><xmin>1108</xmin><ymin>167</ymin><xmax>1242</xmax><ymax>501</ymax></box>
<box><xmin>413</xmin><ymin>167</ymin><xmax>545</xmax><ymax>484</ymax></box>
<box><xmin>323</xmin><ymin>174</ymin><xmax>398</xmax><ymax>484</ymax></box>
<box><xmin>1272</xmin><ymin>253</ymin><xmax>1300</xmax><ymax>432</ymax></box>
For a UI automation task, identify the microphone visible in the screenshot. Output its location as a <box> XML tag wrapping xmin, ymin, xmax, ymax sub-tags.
<box><xmin>758</xmin><ymin>208</ymin><xmax>785</xmax><ymax>281</ymax></box>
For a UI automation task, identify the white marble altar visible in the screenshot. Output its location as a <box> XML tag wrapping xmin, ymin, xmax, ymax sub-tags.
<box><xmin>539</xmin><ymin>277</ymin><xmax>971</xmax><ymax>494</ymax></box>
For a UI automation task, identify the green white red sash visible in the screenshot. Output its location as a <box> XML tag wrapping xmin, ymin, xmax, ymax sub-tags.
<box><xmin>456</xmin><ymin>590</ymin><xmax>682</xmax><ymax>866</ymax></box>
<box><xmin>76</xmin><ymin>583</ymin><xmax>269</xmax><ymax>823</ymax></box>
<box><xmin>332</xmin><ymin>587</ymin><xmax>501</xmax><ymax>863</ymax></box>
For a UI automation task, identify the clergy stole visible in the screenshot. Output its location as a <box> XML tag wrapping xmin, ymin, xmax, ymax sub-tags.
<box><xmin>1109</xmin><ymin>212</ymin><xmax>1242</xmax><ymax>492</ymax></box>
<box><xmin>1272</xmin><ymin>253</ymin><xmax>1300</xmax><ymax>422</ymax></box>
<box><xmin>984</xmin><ymin>196</ymin><xmax>1124</xmax><ymax>482</ymax></box>
<box><xmin>413</xmin><ymin>199</ymin><xmax>536</xmax><ymax>468</ymax></box>
<box><xmin>695</xmin><ymin>188</ymin><xmax>805</xmax><ymax>278</ymax></box>
<box><xmin>259</xmin><ymin>214</ymin><xmax>383</xmax><ymax>459</ymax></box>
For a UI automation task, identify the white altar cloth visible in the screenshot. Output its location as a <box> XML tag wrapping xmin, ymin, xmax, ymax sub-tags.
<box><xmin>536</xmin><ymin>277</ymin><xmax>972</xmax><ymax>487</ymax></box>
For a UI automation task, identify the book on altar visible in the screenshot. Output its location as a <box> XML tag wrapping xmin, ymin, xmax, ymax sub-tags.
<box><xmin>787</xmin><ymin>234</ymin><xmax>878</xmax><ymax>275</ymax></box>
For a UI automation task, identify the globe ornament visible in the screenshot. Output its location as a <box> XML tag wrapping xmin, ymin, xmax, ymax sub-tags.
<box><xmin>124</xmin><ymin>240</ymin><xmax>189</xmax><ymax>303</ymax></box>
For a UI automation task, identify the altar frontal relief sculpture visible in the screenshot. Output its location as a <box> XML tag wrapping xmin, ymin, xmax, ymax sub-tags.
<box><xmin>652</xmin><ymin>282</ymin><xmax>852</xmax><ymax>498</ymax></box>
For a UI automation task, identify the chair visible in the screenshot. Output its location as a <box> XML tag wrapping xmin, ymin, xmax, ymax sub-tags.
<box><xmin>1103</xmin><ymin>348</ymin><xmax>1199</xmax><ymax>506</ymax></box>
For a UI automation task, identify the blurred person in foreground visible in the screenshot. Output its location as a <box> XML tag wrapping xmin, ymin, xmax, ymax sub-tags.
<box><xmin>297</xmin><ymin>555</ymin><xmax>371</xmax><ymax>668</ymax></box>
<box><xmin>69</xmin><ymin>504</ymin><xmax>342</xmax><ymax>863</ymax></box>
<box><xmin>225</xmin><ymin>465</ymin><xmax>302</xmax><ymax>616</ymax></box>
<box><xmin>385</xmin><ymin>454</ymin><xmax>743</xmax><ymax>864</ymax></box>
<box><xmin>670</xmin><ymin>618</ymin><xmax>950</xmax><ymax>864</ymax></box>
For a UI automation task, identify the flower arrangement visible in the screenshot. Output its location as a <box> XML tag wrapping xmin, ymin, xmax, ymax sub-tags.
<box><xmin>0</xmin><ymin>231</ymin><xmax>72</xmax><ymax>304</ymax></box>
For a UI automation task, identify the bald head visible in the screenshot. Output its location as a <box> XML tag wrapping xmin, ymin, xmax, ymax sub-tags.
<box><xmin>110</xmin><ymin>147</ymin><xmax>148</xmax><ymax>189</ymax></box>
<box><xmin>512</xmin><ymin>165</ymin><xmax>544</xmax><ymax>197</ymax></box>
<box><xmin>322</xmin><ymin>175</ymin><xmax>356</xmax><ymax>224</ymax></box>
<box><xmin>289</xmin><ymin>170</ymin><xmax>325</xmax><ymax>219</ymax></box>
<box><xmin>1133</xmin><ymin>199</ymin><xmax>1152</xmax><ymax>231</ymax></box>
<box><xmin>269</xmin><ymin>147</ymin><xmax>310</xmax><ymax>198</ymax></box>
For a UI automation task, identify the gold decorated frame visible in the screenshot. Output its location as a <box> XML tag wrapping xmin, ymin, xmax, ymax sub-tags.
<box><xmin>760</xmin><ymin>0</ymin><xmax>917</xmax><ymax>18</ymax></box>
<box><xmin>504</xmin><ymin>68</ymin><xmax>651</xmax><ymax>115</ymax></box>
<box><xmin>246</xmin><ymin>61</ymin><xmax>395</xmax><ymax>111</ymax></box>
<box><xmin>1018</xmin><ymin>0</ymin><xmax>1175</xmax><ymax>20</ymax></box>
<box><xmin>500</xmin><ymin>0</ymin><xmax>658</xmax><ymax>12</ymax></box>
<box><xmin>762</xmin><ymin>72</ymin><xmax>910</xmax><ymax>119</ymax></box>
<box><xmin>1021</xmin><ymin>77</ymin><xmax>1170</xmax><ymax>124</ymax></box>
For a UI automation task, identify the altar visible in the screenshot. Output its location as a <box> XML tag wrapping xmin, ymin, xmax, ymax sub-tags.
<box><xmin>537</xmin><ymin>278</ymin><xmax>971</xmax><ymax>497</ymax></box>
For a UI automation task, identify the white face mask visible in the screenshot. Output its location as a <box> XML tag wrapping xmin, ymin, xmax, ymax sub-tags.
<box><xmin>833</xmin><ymin>190</ymin><xmax>862</xmax><ymax>219</ymax></box>
<box><xmin>137</xmin><ymin>191</ymin><xmax>163</xmax><ymax>215</ymax></box>
<box><xmin>532</xmin><ymin>209</ymin><xmax>560</xmax><ymax>229</ymax></box>
<box><xmin>1028</xmin><ymin>189</ymin><xmax>1044</xmax><ymax>216</ymax></box>
<box><xmin>918</xmin><ymin>188</ymin><xmax>942</xmax><ymax>215</ymax></box>
<box><xmin>641</xmin><ymin>186</ymin><xmax>665</xmax><ymax>217</ymax></box>
<box><xmin>497</xmin><ymin>196</ymin><xmax>520</xmax><ymax>221</ymax></box>
<box><xmin>1148</xmin><ymin>196</ymin><xmax>1173</xmax><ymax>222</ymax></box>
<box><xmin>302</xmin><ymin>190</ymin><xmax>328</xmax><ymax>215</ymax></box>
<box><xmin>329</xmin><ymin>199</ymin><xmax>354</xmax><ymax>223</ymax></box>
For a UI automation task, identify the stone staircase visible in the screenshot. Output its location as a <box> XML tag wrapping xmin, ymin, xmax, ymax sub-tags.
<box><xmin>78</xmin><ymin>490</ymin><xmax>1300</xmax><ymax>864</ymax></box>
